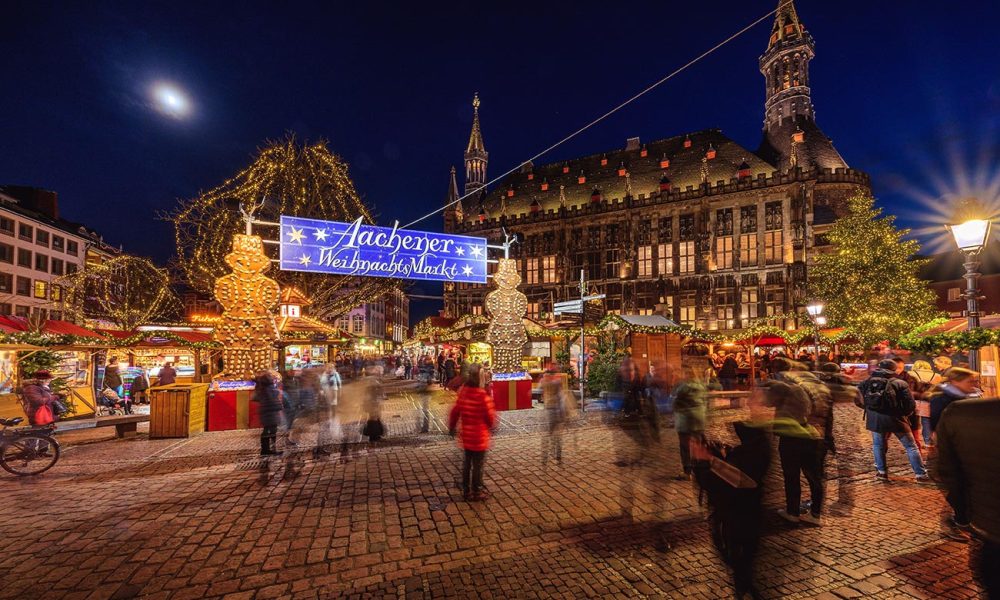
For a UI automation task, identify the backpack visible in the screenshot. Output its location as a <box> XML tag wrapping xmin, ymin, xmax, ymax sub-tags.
<box><xmin>863</xmin><ymin>377</ymin><xmax>905</xmax><ymax>416</ymax></box>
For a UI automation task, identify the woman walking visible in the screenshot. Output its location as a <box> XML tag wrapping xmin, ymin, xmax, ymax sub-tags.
<box><xmin>253</xmin><ymin>370</ymin><xmax>284</xmax><ymax>456</ymax></box>
<box><xmin>448</xmin><ymin>364</ymin><xmax>497</xmax><ymax>501</ymax></box>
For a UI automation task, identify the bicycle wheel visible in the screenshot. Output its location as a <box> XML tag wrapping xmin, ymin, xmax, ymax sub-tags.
<box><xmin>0</xmin><ymin>434</ymin><xmax>60</xmax><ymax>476</ymax></box>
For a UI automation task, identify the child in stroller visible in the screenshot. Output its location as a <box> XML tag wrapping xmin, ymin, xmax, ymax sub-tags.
<box><xmin>98</xmin><ymin>387</ymin><xmax>130</xmax><ymax>416</ymax></box>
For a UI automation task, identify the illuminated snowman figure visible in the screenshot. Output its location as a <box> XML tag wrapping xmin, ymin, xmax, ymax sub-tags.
<box><xmin>486</xmin><ymin>258</ymin><xmax>528</xmax><ymax>374</ymax></box>
<box><xmin>213</xmin><ymin>234</ymin><xmax>280</xmax><ymax>379</ymax></box>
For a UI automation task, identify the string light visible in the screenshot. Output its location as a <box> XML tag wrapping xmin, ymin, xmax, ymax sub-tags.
<box><xmin>213</xmin><ymin>234</ymin><xmax>280</xmax><ymax>379</ymax></box>
<box><xmin>170</xmin><ymin>136</ymin><xmax>398</xmax><ymax>321</ymax></box>
<box><xmin>57</xmin><ymin>255</ymin><xmax>181</xmax><ymax>331</ymax></box>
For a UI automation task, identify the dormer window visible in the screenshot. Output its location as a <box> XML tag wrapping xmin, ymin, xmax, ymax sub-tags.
<box><xmin>562</xmin><ymin>163</ymin><xmax>570</xmax><ymax>174</ymax></box>
<box><xmin>660</xmin><ymin>155</ymin><xmax>670</xmax><ymax>169</ymax></box>
<box><xmin>527</xmin><ymin>172</ymin><xmax>534</xmax><ymax>181</ymax></box>
<box><xmin>683</xmin><ymin>136</ymin><xmax>692</xmax><ymax>149</ymax></box>
<box><xmin>705</xmin><ymin>144</ymin><xmax>717</xmax><ymax>160</ymax></box>
<box><xmin>640</xmin><ymin>145</ymin><xmax>648</xmax><ymax>158</ymax></box>
<box><xmin>540</xmin><ymin>179</ymin><xmax>549</xmax><ymax>191</ymax></box>
<box><xmin>618</xmin><ymin>163</ymin><xmax>627</xmax><ymax>177</ymax></box>
<box><xmin>578</xmin><ymin>171</ymin><xmax>586</xmax><ymax>185</ymax></box>
<box><xmin>600</xmin><ymin>155</ymin><xmax>608</xmax><ymax>166</ymax></box>
<box><xmin>738</xmin><ymin>160</ymin><xmax>752</xmax><ymax>179</ymax></box>
<box><xmin>792</xmin><ymin>128</ymin><xmax>805</xmax><ymax>143</ymax></box>
<box><xmin>507</xmin><ymin>187</ymin><xmax>515</xmax><ymax>198</ymax></box>
<box><xmin>280</xmin><ymin>304</ymin><xmax>301</xmax><ymax>318</ymax></box>
<box><xmin>659</xmin><ymin>173</ymin><xmax>672</xmax><ymax>192</ymax></box>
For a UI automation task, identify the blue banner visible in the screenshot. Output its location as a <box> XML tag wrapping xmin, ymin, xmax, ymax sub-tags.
<box><xmin>278</xmin><ymin>216</ymin><xmax>488</xmax><ymax>284</ymax></box>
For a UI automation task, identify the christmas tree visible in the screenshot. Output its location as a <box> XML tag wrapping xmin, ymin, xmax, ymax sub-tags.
<box><xmin>810</xmin><ymin>191</ymin><xmax>940</xmax><ymax>349</ymax></box>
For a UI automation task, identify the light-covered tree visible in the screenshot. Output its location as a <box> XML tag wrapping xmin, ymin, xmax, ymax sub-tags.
<box><xmin>810</xmin><ymin>191</ymin><xmax>940</xmax><ymax>348</ymax></box>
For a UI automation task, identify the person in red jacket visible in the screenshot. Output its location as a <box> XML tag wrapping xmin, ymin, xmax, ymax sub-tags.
<box><xmin>448</xmin><ymin>364</ymin><xmax>497</xmax><ymax>501</ymax></box>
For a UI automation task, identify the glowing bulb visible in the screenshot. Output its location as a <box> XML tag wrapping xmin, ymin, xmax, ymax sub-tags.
<box><xmin>151</xmin><ymin>83</ymin><xmax>191</xmax><ymax>118</ymax></box>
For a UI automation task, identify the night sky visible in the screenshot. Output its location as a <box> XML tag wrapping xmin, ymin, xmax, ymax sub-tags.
<box><xmin>2</xmin><ymin>1</ymin><xmax>999</xmax><ymax>323</ymax></box>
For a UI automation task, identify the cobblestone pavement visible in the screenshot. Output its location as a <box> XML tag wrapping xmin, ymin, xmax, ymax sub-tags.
<box><xmin>0</xmin><ymin>392</ymin><xmax>986</xmax><ymax>600</ymax></box>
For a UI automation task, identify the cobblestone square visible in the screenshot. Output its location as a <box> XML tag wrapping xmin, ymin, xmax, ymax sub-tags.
<box><xmin>0</xmin><ymin>398</ymin><xmax>986</xmax><ymax>599</ymax></box>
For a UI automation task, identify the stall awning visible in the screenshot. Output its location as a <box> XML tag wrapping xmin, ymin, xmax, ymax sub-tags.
<box><xmin>922</xmin><ymin>315</ymin><xmax>1000</xmax><ymax>335</ymax></box>
<box><xmin>97</xmin><ymin>329</ymin><xmax>218</xmax><ymax>348</ymax></box>
<box><xmin>0</xmin><ymin>317</ymin><xmax>107</xmax><ymax>342</ymax></box>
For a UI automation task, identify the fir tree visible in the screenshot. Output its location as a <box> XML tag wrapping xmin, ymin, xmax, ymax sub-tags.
<box><xmin>810</xmin><ymin>191</ymin><xmax>940</xmax><ymax>349</ymax></box>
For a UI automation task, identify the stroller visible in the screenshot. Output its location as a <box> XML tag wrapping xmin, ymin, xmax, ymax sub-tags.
<box><xmin>98</xmin><ymin>387</ymin><xmax>128</xmax><ymax>416</ymax></box>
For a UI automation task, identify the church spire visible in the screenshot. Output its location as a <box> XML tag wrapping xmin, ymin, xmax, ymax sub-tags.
<box><xmin>464</xmin><ymin>93</ymin><xmax>488</xmax><ymax>196</ymax></box>
<box><xmin>756</xmin><ymin>0</ymin><xmax>847</xmax><ymax>171</ymax></box>
<box><xmin>443</xmin><ymin>166</ymin><xmax>463</xmax><ymax>232</ymax></box>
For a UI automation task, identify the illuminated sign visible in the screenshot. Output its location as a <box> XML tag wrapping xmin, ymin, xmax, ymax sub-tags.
<box><xmin>279</xmin><ymin>216</ymin><xmax>488</xmax><ymax>284</ymax></box>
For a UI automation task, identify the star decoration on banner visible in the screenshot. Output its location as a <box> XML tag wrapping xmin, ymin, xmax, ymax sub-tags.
<box><xmin>455</xmin><ymin>246</ymin><xmax>465</xmax><ymax>256</ymax></box>
<box><xmin>313</xmin><ymin>228</ymin><xmax>329</xmax><ymax>242</ymax></box>
<box><xmin>462</xmin><ymin>265</ymin><xmax>473</xmax><ymax>276</ymax></box>
<box><xmin>469</xmin><ymin>245</ymin><xmax>483</xmax><ymax>257</ymax></box>
<box><xmin>287</xmin><ymin>227</ymin><xmax>306</xmax><ymax>244</ymax></box>
<box><xmin>298</xmin><ymin>253</ymin><xmax>312</xmax><ymax>266</ymax></box>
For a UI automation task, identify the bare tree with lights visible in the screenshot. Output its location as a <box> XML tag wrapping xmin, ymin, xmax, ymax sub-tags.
<box><xmin>810</xmin><ymin>191</ymin><xmax>940</xmax><ymax>350</ymax></box>
<box><xmin>169</xmin><ymin>136</ymin><xmax>396</xmax><ymax>321</ymax></box>
<box><xmin>57</xmin><ymin>255</ymin><xmax>182</xmax><ymax>331</ymax></box>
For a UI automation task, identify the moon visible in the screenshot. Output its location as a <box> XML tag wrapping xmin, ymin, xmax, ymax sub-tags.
<box><xmin>151</xmin><ymin>82</ymin><xmax>191</xmax><ymax>118</ymax></box>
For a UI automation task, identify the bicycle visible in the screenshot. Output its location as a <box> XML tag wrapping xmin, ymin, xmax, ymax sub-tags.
<box><xmin>0</xmin><ymin>417</ymin><xmax>60</xmax><ymax>476</ymax></box>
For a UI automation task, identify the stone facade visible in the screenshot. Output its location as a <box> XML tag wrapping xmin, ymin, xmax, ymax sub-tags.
<box><xmin>443</xmin><ymin>0</ymin><xmax>871</xmax><ymax>332</ymax></box>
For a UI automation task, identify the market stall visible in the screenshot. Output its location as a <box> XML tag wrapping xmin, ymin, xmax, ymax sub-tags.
<box><xmin>898</xmin><ymin>315</ymin><xmax>1000</xmax><ymax>397</ymax></box>
<box><xmin>276</xmin><ymin>287</ymin><xmax>353</xmax><ymax>372</ymax></box>
<box><xmin>97</xmin><ymin>329</ymin><xmax>218</xmax><ymax>391</ymax></box>
<box><xmin>0</xmin><ymin>316</ymin><xmax>110</xmax><ymax>418</ymax></box>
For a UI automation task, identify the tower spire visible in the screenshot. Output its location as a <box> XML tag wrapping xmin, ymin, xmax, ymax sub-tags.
<box><xmin>443</xmin><ymin>166</ymin><xmax>463</xmax><ymax>232</ymax></box>
<box><xmin>756</xmin><ymin>0</ymin><xmax>847</xmax><ymax>171</ymax></box>
<box><xmin>464</xmin><ymin>93</ymin><xmax>488</xmax><ymax>196</ymax></box>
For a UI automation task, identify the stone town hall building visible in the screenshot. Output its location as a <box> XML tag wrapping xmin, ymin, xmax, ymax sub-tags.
<box><xmin>443</xmin><ymin>0</ymin><xmax>870</xmax><ymax>332</ymax></box>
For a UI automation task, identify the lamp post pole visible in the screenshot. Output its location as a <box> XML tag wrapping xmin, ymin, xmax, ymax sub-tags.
<box><xmin>962</xmin><ymin>254</ymin><xmax>982</xmax><ymax>372</ymax></box>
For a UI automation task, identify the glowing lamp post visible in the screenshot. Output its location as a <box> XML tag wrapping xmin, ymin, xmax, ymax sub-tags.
<box><xmin>946</xmin><ymin>216</ymin><xmax>992</xmax><ymax>371</ymax></box>
<box><xmin>806</xmin><ymin>301</ymin><xmax>825</xmax><ymax>360</ymax></box>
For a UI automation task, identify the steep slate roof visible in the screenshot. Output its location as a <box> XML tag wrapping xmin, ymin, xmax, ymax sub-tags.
<box><xmin>757</xmin><ymin>118</ymin><xmax>848</xmax><ymax>172</ymax></box>
<box><xmin>468</xmin><ymin>129</ymin><xmax>775</xmax><ymax>221</ymax></box>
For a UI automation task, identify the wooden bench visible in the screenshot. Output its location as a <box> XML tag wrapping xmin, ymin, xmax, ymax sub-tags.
<box><xmin>94</xmin><ymin>415</ymin><xmax>150</xmax><ymax>438</ymax></box>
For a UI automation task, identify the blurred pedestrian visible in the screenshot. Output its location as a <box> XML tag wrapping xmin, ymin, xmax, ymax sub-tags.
<box><xmin>616</xmin><ymin>357</ymin><xmax>642</xmax><ymax>416</ymax></box>
<box><xmin>448</xmin><ymin>364</ymin><xmax>497</xmax><ymax>501</ymax></box>
<box><xmin>103</xmin><ymin>356</ymin><xmax>124</xmax><ymax>398</ymax></box>
<box><xmin>21</xmin><ymin>370</ymin><xmax>58</xmax><ymax>426</ymax></box>
<box><xmin>910</xmin><ymin>360</ymin><xmax>938</xmax><ymax>448</ymax></box>
<box><xmin>252</xmin><ymin>370</ymin><xmax>283</xmax><ymax>456</ymax></box>
<box><xmin>718</xmin><ymin>352</ymin><xmax>739</xmax><ymax>391</ymax></box>
<box><xmin>891</xmin><ymin>357</ymin><xmax>927</xmax><ymax>452</ymax></box>
<box><xmin>131</xmin><ymin>367</ymin><xmax>150</xmax><ymax>405</ymax></box>
<box><xmin>935</xmin><ymin>397</ymin><xmax>1000</xmax><ymax>598</ymax></box>
<box><xmin>764</xmin><ymin>358</ymin><xmax>831</xmax><ymax>526</ymax></box>
<box><xmin>672</xmin><ymin>367</ymin><xmax>708</xmax><ymax>480</ymax></box>
<box><xmin>540</xmin><ymin>365</ymin><xmax>568</xmax><ymax>466</ymax></box>
<box><xmin>858</xmin><ymin>359</ymin><xmax>931</xmax><ymax>483</ymax></box>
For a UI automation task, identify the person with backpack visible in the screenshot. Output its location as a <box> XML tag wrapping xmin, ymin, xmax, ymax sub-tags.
<box><xmin>763</xmin><ymin>358</ymin><xmax>832</xmax><ymax>526</ymax></box>
<box><xmin>857</xmin><ymin>359</ymin><xmax>931</xmax><ymax>483</ymax></box>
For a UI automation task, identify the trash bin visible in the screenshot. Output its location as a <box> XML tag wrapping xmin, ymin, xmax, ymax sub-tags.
<box><xmin>149</xmin><ymin>383</ymin><xmax>208</xmax><ymax>438</ymax></box>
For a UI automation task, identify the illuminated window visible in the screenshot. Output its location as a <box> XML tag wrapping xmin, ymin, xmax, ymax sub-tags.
<box><xmin>679</xmin><ymin>293</ymin><xmax>696</xmax><ymax>326</ymax></box>
<box><xmin>280</xmin><ymin>304</ymin><xmax>301</xmax><ymax>318</ymax></box>
<box><xmin>764</xmin><ymin>231</ymin><xmax>783</xmax><ymax>265</ymax></box>
<box><xmin>741</xmin><ymin>288</ymin><xmax>759</xmax><ymax>320</ymax></box>
<box><xmin>51</xmin><ymin>284</ymin><xmax>62</xmax><ymax>302</ymax></box>
<box><xmin>765</xmin><ymin>288</ymin><xmax>785</xmax><ymax>316</ymax></box>
<box><xmin>715</xmin><ymin>236</ymin><xmax>734</xmax><ymax>270</ymax></box>
<box><xmin>740</xmin><ymin>234</ymin><xmax>758</xmax><ymax>267</ymax></box>
<box><xmin>472</xmin><ymin>305</ymin><xmax>483</xmax><ymax>316</ymax></box>
<box><xmin>604</xmin><ymin>249</ymin><xmax>621</xmax><ymax>280</ymax></box>
<box><xmin>947</xmin><ymin>288</ymin><xmax>961</xmax><ymax>302</ymax></box>
<box><xmin>352</xmin><ymin>315</ymin><xmax>364</xmax><ymax>333</ymax></box>
<box><xmin>33</xmin><ymin>280</ymin><xmax>48</xmax><ymax>299</ymax></box>
<box><xmin>542</xmin><ymin>255</ymin><xmax>557</xmax><ymax>283</ymax></box>
<box><xmin>526</xmin><ymin>302</ymin><xmax>540</xmax><ymax>319</ymax></box>
<box><xmin>637</xmin><ymin>245</ymin><xmax>653</xmax><ymax>277</ymax></box>
<box><xmin>524</xmin><ymin>258</ymin><xmax>539</xmax><ymax>284</ymax></box>
<box><xmin>678</xmin><ymin>241</ymin><xmax>695</xmax><ymax>274</ymax></box>
<box><xmin>717</xmin><ymin>289</ymin><xmax>735</xmax><ymax>328</ymax></box>
<box><xmin>656</xmin><ymin>243</ymin><xmax>673</xmax><ymax>276</ymax></box>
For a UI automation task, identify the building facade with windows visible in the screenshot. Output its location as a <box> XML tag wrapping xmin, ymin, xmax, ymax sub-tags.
<box><xmin>0</xmin><ymin>186</ymin><xmax>116</xmax><ymax>319</ymax></box>
<box><xmin>443</xmin><ymin>0</ymin><xmax>870</xmax><ymax>331</ymax></box>
<box><xmin>338</xmin><ymin>289</ymin><xmax>410</xmax><ymax>354</ymax></box>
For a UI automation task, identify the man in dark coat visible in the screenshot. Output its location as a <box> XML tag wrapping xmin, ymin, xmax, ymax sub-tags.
<box><xmin>718</xmin><ymin>352</ymin><xmax>739</xmax><ymax>391</ymax></box>
<box><xmin>935</xmin><ymin>397</ymin><xmax>1000</xmax><ymax>598</ymax></box>
<box><xmin>857</xmin><ymin>359</ymin><xmax>930</xmax><ymax>483</ymax></box>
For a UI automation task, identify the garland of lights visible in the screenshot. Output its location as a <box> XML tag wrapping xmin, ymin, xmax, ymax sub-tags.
<box><xmin>56</xmin><ymin>255</ymin><xmax>181</xmax><ymax>331</ymax></box>
<box><xmin>170</xmin><ymin>136</ymin><xmax>398</xmax><ymax>321</ymax></box>
<box><xmin>213</xmin><ymin>233</ymin><xmax>281</xmax><ymax>379</ymax></box>
<box><xmin>897</xmin><ymin>319</ymin><xmax>1000</xmax><ymax>354</ymax></box>
<box><xmin>485</xmin><ymin>258</ymin><xmax>528</xmax><ymax>375</ymax></box>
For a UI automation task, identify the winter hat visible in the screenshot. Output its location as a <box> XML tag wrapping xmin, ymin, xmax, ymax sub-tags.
<box><xmin>877</xmin><ymin>359</ymin><xmax>897</xmax><ymax>371</ymax></box>
<box><xmin>819</xmin><ymin>362</ymin><xmax>841</xmax><ymax>374</ymax></box>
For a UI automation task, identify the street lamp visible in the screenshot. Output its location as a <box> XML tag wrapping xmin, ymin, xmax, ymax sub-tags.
<box><xmin>946</xmin><ymin>212</ymin><xmax>992</xmax><ymax>371</ymax></box>
<box><xmin>805</xmin><ymin>301</ymin><xmax>825</xmax><ymax>362</ymax></box>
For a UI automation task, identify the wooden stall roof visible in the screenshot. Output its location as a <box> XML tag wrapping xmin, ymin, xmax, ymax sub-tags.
<box><xmin>921</xmin><ymin>315</ymin><xmax>1000</xmax><ymax>335</ymax></box>
<box><xmin>97</xmin><ymin>329</ymin><xmax>217</xmax><ymax>348</ymax></box>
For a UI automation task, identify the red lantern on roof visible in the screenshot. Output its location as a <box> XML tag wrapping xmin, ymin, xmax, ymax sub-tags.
<box><xmin>540</xmin><ymin>178</ymin><xmax>549</xmax><ymax>191</ymax></box>
<box><xmin>617</xmin><ymin>162</ymin><xmax>627</xmax><ymax>177</ymax></box>
<box><xmin>562</xmin><ymin>163</ymin><xmax>570</xmax><ymax>174</ymax></box>
<box><xmin>578</xmin><ymin>171</ymin><xmax>586</xmax><ymax>185</ymax></box>
<box><xmin>660</xmin><ymin>155</ymin><xmax>670</xmax><ymax>169</ymax></box>
<box><xmin>683</xmin><ymin>135</ymin><xmax>692</xmax><ymax>148</ymax></box>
